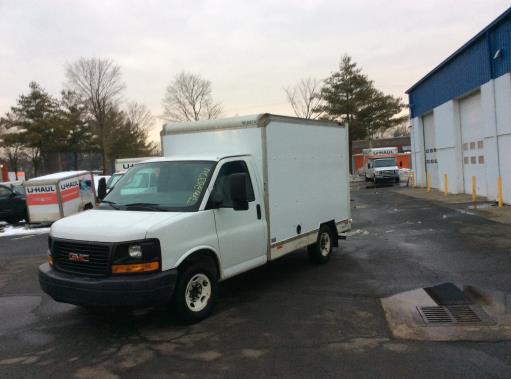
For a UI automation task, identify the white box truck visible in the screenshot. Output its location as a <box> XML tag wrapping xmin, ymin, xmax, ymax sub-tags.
<box><xmin>114</xmin><ymin>157</ymin><xmax>154</xmax><ymax>173</ymax></box>
<box><xmin>25</xmin><ymin>171</ymin><xmax>96</xmax><ymax>224</ymax></box>
<box><xmin>39</xmin><ymin>114</ymin><xmax>351</xmax><ymax>322</ymax></box>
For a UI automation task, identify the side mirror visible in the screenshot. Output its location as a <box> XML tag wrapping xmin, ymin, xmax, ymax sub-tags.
<box><xmin>97</xmin><ymin>177</ymin><xmax>107</xmax><ymax>200</ymax></box>
<box><xmin>230</xmin><ymin>173</ymin><xmax>249</xmax><ymax>211</ymax></box>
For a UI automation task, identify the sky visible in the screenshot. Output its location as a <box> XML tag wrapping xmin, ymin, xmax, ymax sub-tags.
<box><xmin>1</xmin><ymin>0</ymin><xmax>510</xmax><ymax>143</ymax></box>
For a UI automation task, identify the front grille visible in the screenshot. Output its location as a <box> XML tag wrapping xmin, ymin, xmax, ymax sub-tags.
<box><xmin>380</xmin><ymin>170</ymin><xmax>395</xmax><ymax>178</ymax></box>
<box><xmin>53</xmin><ymin>240</ymin><xmax>111</xmax><ymax>276</ymax></box>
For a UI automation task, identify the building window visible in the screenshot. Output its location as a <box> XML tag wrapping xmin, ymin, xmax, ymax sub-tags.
<box><xmin>464</xmin><ymin>157</ymin><xmax>469</xmax><ymax>164</ymax></box>
<box><xmin>463</xmin><ymin>143</ymin><xmax>468</xmax><ymax>151</ymax></box>
<box><xmin>471</xmin><ymin>156</ymin><xmax>476</xmax><ymax>164</ymax></box>
<box><xmin>477</xmin><ymin>140</ymin><xmax>484</xmax><ymax>149</ymax></box>
<box><xmin>478</xmin><ymin>156</ymin><xmax>484</xmax><ymax>164</ymax></box>
<box><xmin>470</xmin><ymin>142</ymin><xmax>476</xmax><ymax>150</ymax></box>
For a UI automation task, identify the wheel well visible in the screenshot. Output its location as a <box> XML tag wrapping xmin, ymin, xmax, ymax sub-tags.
<box><xmin>83</xmin><ymin>203</ymin><xmax>93</xmax><ymax>210</ymax></box>
<box><xmin>321</xmin><ymin>220</ymin><xmax>338</xmax><ymax>247</ymax></box>
<box><xmin>179</xmin><ymin>249</ymin><xmax>221</xmax><ymax>279</ymax></box>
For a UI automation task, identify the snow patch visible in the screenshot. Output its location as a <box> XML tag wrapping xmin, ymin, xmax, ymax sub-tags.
<box><xmin>0</xmin><ymin>225</ymin><xmax>50</xmax><ymax>237</ymax></box>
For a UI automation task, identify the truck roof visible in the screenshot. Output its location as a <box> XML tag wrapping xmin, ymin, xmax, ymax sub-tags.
<box><xmin>161</xmin><ymin>113</ymin><xmax>341</xmax><ymax>136</ymax></box>
<box><xmin>26</xmin><ymin>171</ymin><xmax>89</xmax><ymax>184</ymax></box>
<box><xmin>142</xmin><ymin>154</ymin><xmax>249</xmax><ymax>164</ymax></box>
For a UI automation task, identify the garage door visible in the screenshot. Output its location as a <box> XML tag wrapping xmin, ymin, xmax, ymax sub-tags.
<box><xmin>459</xmin><ymin>91</ymin><xmax>486</xmax><ymax>197</ymax></box>
<box><xmin>423</xmin><ymin>113</ymin><xmax>438</xmax><ymax>189</ymax></box>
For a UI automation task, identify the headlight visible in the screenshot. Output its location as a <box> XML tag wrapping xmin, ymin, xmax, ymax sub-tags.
<box><xmin>112</xmin><ymin>239</ymin><xmax>161</xmax><ymax>274</ymax></box>
<box><xmin>128</xmin><ymin>245</ymin><xmax>143</xmax><ymax>258</ymax></box>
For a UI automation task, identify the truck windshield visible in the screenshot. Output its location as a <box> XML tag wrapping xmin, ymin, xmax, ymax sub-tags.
<box><xmin>373</xmin><ymin>158</ymin><xmax>397</xmax><ymax>168</ymax></box>
<box><xmin>101</xmin><ymin>161</ymin><xmax>215</xmax><ymax>211</ymax></box>
<box><xmin>106</xmin><ymin>173</ymin><xmax>124</xmax><ymax>190</ymax></box>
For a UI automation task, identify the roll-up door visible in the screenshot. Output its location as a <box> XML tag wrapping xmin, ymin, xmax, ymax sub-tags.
<box><xmin>423</xmin><ymin>113</ymin><xmax>438</xmax><ymax>189</ymax></box>
<box><xmin>459</xmin><ymin>91</ymin><xmax>486</xmax><ymax>197</ymax></box>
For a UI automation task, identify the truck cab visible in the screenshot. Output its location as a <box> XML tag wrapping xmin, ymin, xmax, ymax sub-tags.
<box><xmin>40</xmin><ymin>156</ymin><xmax>268</xmax><ymax>322</ymax></box>
<box><xmin>365</xmin><ymin>157</ymin><xmax>400</xmax><ymax>185</ymax></box>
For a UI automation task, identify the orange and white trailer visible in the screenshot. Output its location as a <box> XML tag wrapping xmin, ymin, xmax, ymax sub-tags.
<box><xmin>25</xmin><ymin>171</ymin><xmax>96</xmax><ymax>224</ymax></box>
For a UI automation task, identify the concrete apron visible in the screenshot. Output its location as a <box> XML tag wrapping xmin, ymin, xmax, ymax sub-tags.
<box><xmin>381</xmin><ymin>285</ymin><xmax>511</xmax><ymax>341</ymax></box>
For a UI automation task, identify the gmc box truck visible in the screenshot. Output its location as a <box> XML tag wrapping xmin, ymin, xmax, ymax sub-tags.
<box><xmin>39</xmin><ymin>114</ymin><xmax>351</xmax><ymax>322</ymax></box>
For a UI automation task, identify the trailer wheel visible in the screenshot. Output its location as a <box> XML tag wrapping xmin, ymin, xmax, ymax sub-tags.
<box><xmin>174</xmin><ymin>260</ymin><xmax>218</xmax><ymax>323</ymax></box>
<box><xmin>308</xmin><ymin>225</ymin><xmax>334</xmax><ymax>264</ymax></box>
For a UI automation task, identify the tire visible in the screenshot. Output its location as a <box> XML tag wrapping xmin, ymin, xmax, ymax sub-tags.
<box><xmin>365</xmin><ymin>176</ymin><xmax>369</xmax><ymax>182</ymax></box>
<box><xmin>174</xmin><ymin>260</ymin><xmax>218</xmax><ymax>323</ymax></box>
<box><xmin>308</xmin><ymin>225</ymin><xmax>334</xmax><ymax>264</ymax></box>
<box><xmin>373</xmin><ymin>177</ymin><xmax>378</xmax><ymax>186</ymax></box>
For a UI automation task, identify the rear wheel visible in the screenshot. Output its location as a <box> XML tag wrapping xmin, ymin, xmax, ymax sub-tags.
<box><xmin>308</xmin><ymin>226</ymin><xmax>334</xmax><ymax>264</ymax></box>
<box><xmin>174</xmin><ymin>260</ymin><xmax>218</xmax><ymax>323</ymax></box>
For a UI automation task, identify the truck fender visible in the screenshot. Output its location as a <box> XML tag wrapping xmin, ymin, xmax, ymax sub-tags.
<box><xmin>174</xmin><ymin>245</ymin><xmax>223</xmax><ymax>279</ymax></box>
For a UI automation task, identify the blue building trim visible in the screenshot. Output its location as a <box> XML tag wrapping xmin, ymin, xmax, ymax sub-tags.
<box><xmin>407</xmin><ymin>7</ymin><xmax>511</xmax><ymax>118</ymax></box>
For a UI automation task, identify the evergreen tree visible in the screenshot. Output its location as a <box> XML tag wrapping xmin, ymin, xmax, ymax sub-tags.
<box><xmin>107</xmin><ymin>105</ymin><xmax>156</xmax><ymax>163</ymax></box>
<box><xmin>0</xmin><ymin>82</ymin><xmax>62</xmax><ymax>176</ymax></box>
<box><xmin>321</xmin><ymin>55</ymin><xmax>407</xmax><ymax>171</ymax></box>
<box><xmin>59</xmin><ymin>90</ymin><xmax>95</xmax><ymax>170</ymax></box>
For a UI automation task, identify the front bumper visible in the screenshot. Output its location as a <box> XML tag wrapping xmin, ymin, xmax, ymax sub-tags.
<box><xmin>39</xmin><ymin>263</ymin><xmax>177</xmax><ymax>307</ymax></box>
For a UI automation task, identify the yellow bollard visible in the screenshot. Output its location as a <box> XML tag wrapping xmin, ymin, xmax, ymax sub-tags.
<box><xmin>498</xmin><ymin>176</ymin><xmax>503</xmax><ymax>208</ymax></box>
<box><xmin>427</xmin><ymin>174</ymin><xmax>431</xmax><ymax>192</ymax></box>
<box><xmin>472</xmin><ymin>176</ymin><xmax>477</xmax><ymax>203</ymax></box>
<box><xmin>444</xmin><ymin>174</ymin><xmax>448</xmax><ymax>196</ymax></box>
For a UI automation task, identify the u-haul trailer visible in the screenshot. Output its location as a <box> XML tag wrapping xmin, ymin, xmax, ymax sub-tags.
<box><xmin>25</xmin><ymin>171</ymin><xmax>96</xmax><ymax>224</ymax></box>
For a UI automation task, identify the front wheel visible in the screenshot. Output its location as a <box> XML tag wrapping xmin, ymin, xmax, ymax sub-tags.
<box><xmin>174</xmin><ymin>260</ymin><xmax>218</xmax><ymax>323</ymax></box>
<box><xmin>308</xmin><ymin>226</ymin><xmax>334</xmax><ymax>264</ymax></box>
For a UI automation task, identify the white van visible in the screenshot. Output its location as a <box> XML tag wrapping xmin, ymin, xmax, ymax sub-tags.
<box><xmin>25</xmin><ymin>171</ymin><xmax>96</xmax><ymax>224</ymax></box>
<box><xmin>39</xmin><ymin>114</ymin><xmax>351</xmax><ymax>322</ymax></box>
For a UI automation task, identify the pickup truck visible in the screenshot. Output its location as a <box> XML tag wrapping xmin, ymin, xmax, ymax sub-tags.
<box><xmin>364</xmin><ymin>157</ymin><xmax>400</xmax><ymax>185</ymax></box>
<box><xmin>39</xmin><ymin>114</ymin><xmax>352</xmax><ymax>323</ymax></box>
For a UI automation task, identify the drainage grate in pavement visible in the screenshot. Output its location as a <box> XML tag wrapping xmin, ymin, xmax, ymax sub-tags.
<box><xmin>417</xmin><ymin>305</ymin><xmax>495</xmax><ymax>326</ymax></box>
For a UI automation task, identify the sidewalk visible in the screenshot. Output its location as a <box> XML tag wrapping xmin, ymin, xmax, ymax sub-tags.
<box><xmin>394</xmin><ymin>186</ymin><xmax>511</xmax><ymax>225</ymax></box>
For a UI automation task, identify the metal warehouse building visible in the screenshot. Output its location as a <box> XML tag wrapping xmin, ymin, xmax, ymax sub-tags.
<box><xmin>407</xmin><ymin>7</ymin><xmax>511</xmax><ymax>204</ymax></box>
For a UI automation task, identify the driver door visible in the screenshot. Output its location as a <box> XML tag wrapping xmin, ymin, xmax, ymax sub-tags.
<box><xmin>207</xmin><ymin>159</ymin><xmax>267</xmax><ymax>278</ymax></box>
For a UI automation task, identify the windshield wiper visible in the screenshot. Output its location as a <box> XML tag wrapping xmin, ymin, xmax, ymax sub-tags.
<box><xmin>122</xmin><ymin>203</ymin><xmax>168</xmax><ymax>211</ymax></box>
<box><xmin>100</xmin><ymin>200</ymin><xmax>120</xmax><ymax>210</ymax></box>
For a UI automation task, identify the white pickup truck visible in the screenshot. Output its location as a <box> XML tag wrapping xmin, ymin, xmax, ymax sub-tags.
<box><xmin>39</xmin><ymin>114</ymin><xmax>351</xmax><ymax>323</ymax></box>
<box><xmin>364</xmin><ymin>157</ymin><xmax>400</xmax><ymax>185</ymax></box>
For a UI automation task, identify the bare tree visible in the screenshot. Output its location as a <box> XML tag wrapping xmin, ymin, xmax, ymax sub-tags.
<box><xmin>65</xmin><ymin>57</ymin><xmax>125</xmax><ymax>173</ymax></box>
<box><xmin>125</xmin><ymin>102</ymin><xmax>153</xmax><ymax>131</ymax></box>
<box><xmin>162</xmin><ymin>72</ymin><xmax>222</xmax><ymax>122</ymax></box>
<box><xmin>284</xmin><ymin>77</ymin><xmax>324</xmax><ymax>119</ymax></box>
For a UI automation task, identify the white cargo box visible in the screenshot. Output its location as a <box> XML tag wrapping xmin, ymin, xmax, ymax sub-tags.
<box><xmin>162</xmin><ymin>114</ymin><xmax>350</xmax><ymax>258</ymax></box>
<box><xmin>25</xmin><ymin>171</ymin><xmax>96</xmax><ymax>224</ymax></box>
<box><xmin>114</xmin><ymin>157</ymin><xmax>154</xmax><ymax>173</ymax></box>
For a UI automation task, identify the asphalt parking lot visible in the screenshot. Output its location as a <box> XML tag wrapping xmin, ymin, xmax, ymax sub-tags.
<box><xmin>1</xmin><ymin>184</ymin><xmax>511</xmax><ymax>378</ymax></box>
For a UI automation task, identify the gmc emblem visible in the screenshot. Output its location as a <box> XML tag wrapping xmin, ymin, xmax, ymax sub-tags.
<box><xmin>68</xmin><ymin>252</ymin><xmax>90</xmax><ymax>263</ymax></box>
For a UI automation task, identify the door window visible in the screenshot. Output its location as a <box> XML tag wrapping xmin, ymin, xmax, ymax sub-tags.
<box><xmin>0</xmin><ymin>186</ymin><xmax>11</xmax><ymax>198</ymax></box>
<box><xmin>209</xmin><ymin>161</ymin><xmax>255</xmax><ymax>208</ymax></box>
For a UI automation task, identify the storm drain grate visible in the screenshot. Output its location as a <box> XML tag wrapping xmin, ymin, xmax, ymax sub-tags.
<box><xmin>417</xmin><ymin>305</ymin><xmax>494</xmax><ymax>326</ymax></box>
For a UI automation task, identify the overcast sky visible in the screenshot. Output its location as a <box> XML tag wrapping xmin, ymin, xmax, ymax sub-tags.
<box><xmin>1</xmin><ymin>0</ymin><xmax>510</xmax><ymax>142</ymax></box>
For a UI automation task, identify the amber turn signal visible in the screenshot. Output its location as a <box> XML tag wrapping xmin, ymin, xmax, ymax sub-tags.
<box><xmin>111</xmin><ymin>261</ymin><xmax>159</xmax><ymax>274</ymax></box>
<box><xmin>48</xmin><ymin>255</ymin><xmax>53</xmax><ymax>265</ymax></box>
